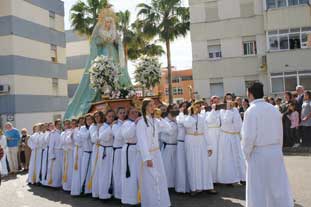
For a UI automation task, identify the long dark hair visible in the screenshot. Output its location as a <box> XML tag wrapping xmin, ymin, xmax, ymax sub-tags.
<box><xmin>94</xmin><ymin>111</ymin><xmax>104</xmax><ymax>124</ymax></box>
<box><xmin>141</xmin><ymin>98</ymin><xmax>152</xmax><ymax>127</ymax></box>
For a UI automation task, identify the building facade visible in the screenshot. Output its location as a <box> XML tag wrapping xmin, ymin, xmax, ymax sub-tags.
<box><xmin>66</xmin><ymin>30</ymin><xmax>89</xmax><ymax>99</ymax></box>
<box><xmin>190</xmin><ymin>0</ymin><xmax>311</xmax><ymax>98</ymax></box>
<box><xmin>153</xmin><ymin>67</ymin><xmax>194</xmax><ymax>103</ymax></box>
<box><xmin>0</xmin><ymin>0</ymin><xmax>67</xmax><ymax>131</ymax></box>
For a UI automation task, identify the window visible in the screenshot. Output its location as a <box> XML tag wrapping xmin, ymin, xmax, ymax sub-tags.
<box><xmin>208</xmin><ymin>45</ymin><xmax>222</xmax><ymax>59</ymax></box>
<box><xmin>165</xmin><ymin>88</ymin><xmax>169</xmax><ymax>96</ymax></box>
<box><xmin>268</xmin><ymin>27</ymin><xmax>311</xmax><ymax>51</ymax></box>
<box><xmin>52</xmin><ymin>78</ymin><xmax>59</xmax><ymax>89</ymax></box>
<box><xmin>172</xmin><ymin>77</ymin><xmax>181</xmax><ymax>83</ymax></box>
<box><xmin>270</xmin><ymin>71</ymin><xmax>311</xmax><ymax>93</ymax></box>
<box><xmin>210</xmin><ymin>82</ymin><xmax>224</xmax><ymax>97</ymax></box>
<box><xmin>266</xmin><ymin>0</ymin><xmax>309</xmax><ymax>9</ymax></box>
<box><xmin>243</xmin><ymin>41</ymin><xmax>257</xmax><ymax>55</ymax></box>
<box><xmin>50</xmin><ymin>44</ymin><xmax>57</xmax><ymax>62</ymax></box>
<box><xmin>181</xmin><ymin>76</ymin><xmax>193</xmax><ymax>81</ymax></box>
<box><xmin>173</xmin><ymin>88</ymin><xmax>183</xmax><ymax>95</ymax></box>
<box><xmin>49</xmin><ymin>11</ymin><xmax>56</xmax><ymax>29</ymax></box>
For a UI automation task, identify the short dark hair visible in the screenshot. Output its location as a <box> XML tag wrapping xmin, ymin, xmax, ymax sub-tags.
<box><xmin>248</xmin><ymin>82</ymin><xmax>264</xmax><ymax>99</ymax></box>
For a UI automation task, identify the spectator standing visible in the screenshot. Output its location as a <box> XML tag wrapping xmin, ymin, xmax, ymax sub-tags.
<box><xmin>4</xmin><ymin>122</ymin><xmax>21</xmax><ymax>173</ymax></box>
<box><xmin>18</xmin><ymin>128</ymin><xmax>31</xmax><ymax>171</ymax></box>
<box><xmin>275</xmin><ymin>97</ymin><xmax>283</xmax><ymax>111</ymax></box>
<box><xmin>287</xmin><ymin>103</ymin><xmax>300</xmax><ymax>147</ymax></box>
<box><xmin>280</xmin><ymin>92</ymin><xmax>293</xmax><ymax>147</ymax></box>
<box><xmin>301</xmin><ymin>91</ymin><xmax>311</xmax><ymax>147</ymax></box>
<box><xmin>0</xmin><ymin>129</ymin><xmax>9</xmax><ymax>176</ymax></box>
<box><xmin>296</xmin><ymin>85</ymin><xmax>304</xmax><ymax>112</ymax></box>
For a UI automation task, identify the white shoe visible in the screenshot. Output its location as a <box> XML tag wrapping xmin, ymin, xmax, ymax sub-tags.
<box><xmin>293</xmin><ymin>143</ymin><xmax>300</xmax><ymax>148</ymax></box>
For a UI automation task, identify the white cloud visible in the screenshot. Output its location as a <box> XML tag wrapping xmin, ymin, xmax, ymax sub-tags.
<box><xmin>63</xmin><ymin>0</ymin><xmax>192</xmax><ymax>76</ymax></box>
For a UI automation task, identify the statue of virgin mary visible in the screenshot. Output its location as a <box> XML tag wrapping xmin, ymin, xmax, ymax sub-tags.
<box><xmin>64</xmin><ymin>7</ymin><xmax>132</xmax><ymax>119</ymax></box>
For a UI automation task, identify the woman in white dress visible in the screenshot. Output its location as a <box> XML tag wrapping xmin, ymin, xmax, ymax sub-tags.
<box><xmin>71</xmin><ymin>117</ymin><xmax>85</xmax><ymax>196</ymax></box>
<box><xmin>98</xmin><ymin>109</ymin><xmax>115</xmax><ymax>200</ymax></box>
<box><xmin>28</xmin><ymin>124</ymin><xmax>43</xmax><ymax>184</ymax></box>
<box><xmin>112</xmin><ymin>107</ymin><xmax>126</xmax><ymax>199</ymax></box>
<box><xmin>160</xmin><ymin>104</ymin><xmax>179</xmax><ymax>189</ymax></box>
<box><xmin>61</xmin><ymin>120</ymin><xmax>74</xmax><ymax>191</ymax></box>
<box><xmin>205</xmin><ymin>96</ymin><xmax>221</xmax><ymax>183</ymax></box>
<box><xmin>217</xmin><ymin>93</ymin><xmax>246</xmax><ymax>185</ymax></box>
<box><xmin>175</xmin><ymin>103</ymin><xmax>190</xmax><ymax>193</ymax></box>
<box><xmin>80</xmin><ymin>114</ymin><xmax>94</xmax><ymax>194</ymax></box>
<box><xmin>40</xmin><ymin>123</ymin><xmax>50</xmax><ymax>186</ymax></box>
<box><xmin>89</xmin><ymin>111</ymin><xmax>104</xmax><ymax>198</ymax></box>
<box><xmin>0</xmin><ymin>129</ymin><xmax>8</xmax><ymax>177</ymax></box>
<box><xmin>179</xmin><ymin>101</ymin><xmax>216</xmax><ymax>195</ymax></box>
<box><xmin>120</xmin><ymin>107</ymin><xmax>140</xmax><ymax>205</ymax></box>
<box><xmin>136</xmin><ymin>98</ymin><xmax>171</xmax><ymax>207</ymax></box>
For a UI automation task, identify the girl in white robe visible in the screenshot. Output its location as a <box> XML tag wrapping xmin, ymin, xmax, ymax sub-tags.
<box><xmin>47</xmin><ymin>121</ymin><xmax>63</xmax><ymax>188</ymax></box>
<box><xmin>179</xmin><ymin>103</ymin><xmax>215</xmax><ymax>194</ymax></box>
<box><xmin>97</xmin><ymin>110</ymin><xmax>115</xmax><ymax>200</ymax></box>
<box><xmin>205</xmin><ymin>106</ymin><xmax>221</xmax><ymax>183</ymax></box>
<box><xmin>175</xmin><ymin>112</ymin><xmax>190</xmax><ymax>193</ymax></box>
<box><xmin>80</xmin><ymin>115</ymin><xmax>94</xmax><ymax>194</ymax></box>
<box><xmin>112</xmin><ymin>107</ymin><xmax>126</xmax><ymax>199</ymax></box>
<box><xmin>120</xmin><ymin>107</ymin><xmax>140</xmax><ymax>205</ymax></box>
<box><xmin>0</xmin><ymin>131</ymin><xmax>8</xmax><ymax>176</ymax></box>
<box><xmin>71</xmin><ymin>117</ymin><xmax>85</xmax><ymax>196</ymax></box>
<box><xmin>136</xmin><ymin>99</ymin><xmax>171</xmax><ymax>207</ymax></box>
<box><xmin>28</xmin><ymin>124</ymin><xmax>42</xmax><ymax>184</ymax></box>
<box><xmin>217</xmin><ymin>101</ymin><xmax>246</xmax><ymax>184</ymax></box>
<box><xmin>61</xmin><ymin>120</ymin><xmax>74</xmax><ymax>191</ymax></box>
<box><xmin>40</xmin><ymin>126</ymin><xmax>50</xmax><ymax>186</ymax></box>
<box><xmin>89</xmin><ymin>111</ymin><xmax>104</xmax><ymax>198</ymax></box>
<box><xmin>159</xmin><ymin>105</ymin><xmax>179</xmax><ymax>189</ymax></box>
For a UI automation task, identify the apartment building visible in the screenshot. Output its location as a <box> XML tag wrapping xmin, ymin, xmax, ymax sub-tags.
<box><xmin>0</xmin><ymin>0</ymin><xmax>67</xmax><ymax>131</ymax></box>
<box><xmin>190</xmin><ymin>0</ymin><xmax>311</xmax><ymax>98</ymax></box>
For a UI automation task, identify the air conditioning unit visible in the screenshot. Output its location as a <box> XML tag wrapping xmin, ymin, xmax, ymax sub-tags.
<box><xmin>0</xmin><ymin>84</ymin><xmax>10</xmax><ymax>93</ymax></box>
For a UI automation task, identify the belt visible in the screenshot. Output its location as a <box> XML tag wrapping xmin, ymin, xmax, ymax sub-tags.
<box><xmin>126</xmin><ymin>143</ymin><xmax>137</xmax><ymax>178</ymax></box>
<box><xmin>186</xmin><ymin>132</ymin><xmax>204</xmax><ymax>136</ymax></box>
<box><xmin>149</xmin><ymin>147</ymin><xmax>160</xmax><ymax>153</ymax></box>
<box><xmin>163</xmin><ymin>142</ymin><xmax>177</xmax><ymax>150</ymax></box>
<box><xmin>221</xmin><ymin>130</ymin><xmax>240</xmax><ymax>135</ymax></box>
<box><xmin>113</xmin><ymin>147</ymin><xmax>123</xmax><ymax>150</ymax></box>
<box><xmin>208</xmin><ymin>125</ymin><xmax>220</xmax><ymax>128</ymax></box>
<box><xmin>177</xmin><ymin>140</ymin><xmax>184</xmax><ymax>142</ymax></box>
<box><xmin>83</xmin><ymin>151</ymin><xmax>92</xmax><ymax>154</ymax></box>
<box><xmin>98</xmin><ymin>145</ymin><xmax>113</xmax><ymax>159</ymax></box>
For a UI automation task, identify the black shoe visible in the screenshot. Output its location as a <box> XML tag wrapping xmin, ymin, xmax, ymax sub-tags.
<box><xmin>240</xmin><ymin>181</ymin><xmax>246</xmax><ymax>185</ymax></box>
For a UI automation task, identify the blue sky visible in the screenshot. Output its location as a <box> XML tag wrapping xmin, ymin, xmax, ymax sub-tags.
<box><xmin>63</xmin><ymin>0</ymin><xmax>192</xmax><ymax>76</ymax></box>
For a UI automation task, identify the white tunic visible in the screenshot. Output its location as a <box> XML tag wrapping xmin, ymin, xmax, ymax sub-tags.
<box><xmin>120</xmin><ymin>120</ymin><xmax>140</xmax><ymax>205</ymax></box>
<box><xmin>205</xmin><ymin>109</ymin><xmax>221</xmax><ymax>183</ymax></box>
<box><xmin>97</xmin><ymin>123</ymin><xmax>114</xmax><ymax>200</ymax></box>
<box><xmin>71</xmin><ymin>127</ymin><xmax>84</xmax><ymax>196</ymax></box>
<box><xmin>112</xmin><ymin>119</ymin><xmax>125</xmax><ymax>199</ymax></box>
<box><xmin>241</xmin><ymin>99</ymin><xmax>294</xmax><ymax>207</ymax></box>
<box><xmin>0</xmin><ymin>135</ymin><xmax>8</xmax><ymax>176</ymax></box>
<box><xmin>90</xmin><ymin>124</ymin><xmax>100</xmax><ymax>198</ymax></box>
<box><xmin>217</xmin><ymin>109</ymin><xmax>246</xmax><ymax>184</ymax></box>
<box><xmin>41</xmin><ymin>131</ymin><xmax>50</xmax><ymax>186</ymax></box>
<box><xmin>80</xmin><ymin>125</ymin><xmax>93</xmax><ymax>194</ymax></box>
<box><xmin>47</xmin><ymin>129</ymin><xmax>63</xmax><ymax>188</ymax></box>
<box><xmin>179</xmin><ymin>112</ymin><xmax>214</xmax><ymax>191</ymax></box>
<box><xmin>136</xmin><ymin>116</ymin><xmax>171</xmax><ymax>207</ymax></box>
<box><xmin>28</xmin><ymin>132</ymin><xmax>43</xmax><ymax>184</ymax></box>
<box><xmin>159</xmin><ymin>117</ymin><xmax>178</xmax><ymax>188</ymax></box>
<box><xmin>175</xmin><ymin>115</ymin><xmax>190</xmax><ymax>193</ymax></box>
<box><xmin>61</xmin><ymin>129</ymin><xmax>74</xmax><ymax>191</ymax></box>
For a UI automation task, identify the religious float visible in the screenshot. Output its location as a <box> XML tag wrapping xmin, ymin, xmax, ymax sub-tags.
<box><xmin>64</xmin><ymin>7</ymin><xmax>162</xmax><ymax>119</ymax></box>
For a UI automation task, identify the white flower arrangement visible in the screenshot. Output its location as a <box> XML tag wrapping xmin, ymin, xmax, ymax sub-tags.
<box><xmin>89</xmin><ymin>55</ymin><xmax>119</xmax><ymax>91</ymax></box>
<box><xmin>134</xmin><ymin>56</ymin><xmax>162</xmax><ymax>89</ymax></box>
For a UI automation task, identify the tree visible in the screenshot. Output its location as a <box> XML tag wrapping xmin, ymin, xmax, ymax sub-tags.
<box><xmin>70</xmin><ymin>0</ymin><xmax>109</xmax><ymax>37</ymax></box>
<box><xmin>117</xmin><ymin>11</ymin><xmax>164</xmax><ymax>66</ymax></box>
<box><xmin>137</xmin><ymin>0</ymin><xmax>190</xmax><ymax>104</ymax></box>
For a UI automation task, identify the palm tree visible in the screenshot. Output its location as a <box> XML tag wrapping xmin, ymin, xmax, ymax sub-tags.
<box><xmin>137</xmin><ymin>0</ymin><xmax>190</xmax><ymax>104</ymax></box>
<box><xmin>117</xmin><ymin>11</ymin><xmax>164</xmax><ymax>66</ymax></box>
<box><xmin>70</xmin><ymin>0</ymin><xmax>109</xmax><ymax>37</ymax></box>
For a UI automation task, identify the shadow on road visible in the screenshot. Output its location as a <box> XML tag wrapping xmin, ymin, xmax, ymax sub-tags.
<box><xmin>27</xmin><ymin>183</ymin><xmax>246</xmax><ymax>207</ymax></box>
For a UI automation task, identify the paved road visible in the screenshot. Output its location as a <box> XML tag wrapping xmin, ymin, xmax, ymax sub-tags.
<box><xmin>0</xmin><ymin>156</ymin><xmax>310</xmax><ymax>207</ymax></box>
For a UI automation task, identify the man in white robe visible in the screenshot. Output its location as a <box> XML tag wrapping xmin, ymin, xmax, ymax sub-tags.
<box><xmin>241</xmin><ymin>82</ymin><xmax>294</xmax><ymax>207</ymax></box>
